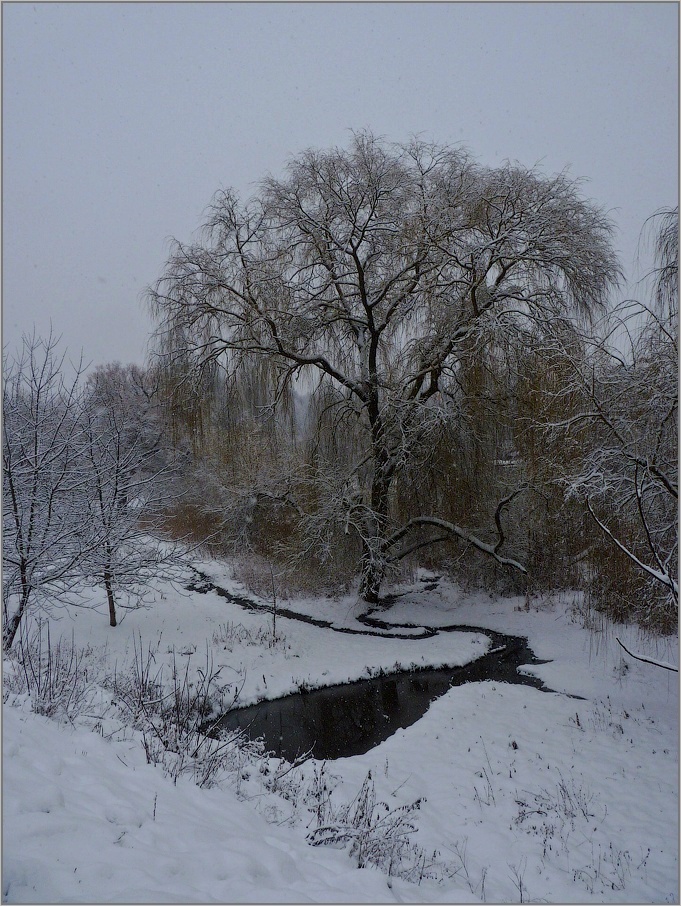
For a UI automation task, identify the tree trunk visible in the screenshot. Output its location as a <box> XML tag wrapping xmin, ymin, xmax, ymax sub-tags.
<box><xmin>3</xmin><ymin>562</ymin><xmax>31</xmax><ymax>651</ymax></box>
<box><xmin>359</xmin><ymin>549</ymin><xmax>384</xmax><ymax>604</ymax></box>
<box><xmin>104</xmin><ymin>569</ymin><xmax>117</xmax><ymax>627</ymax></box>
<box><xmin>3</xmin><ymin>603</ymin><xmax>25</xmax><ymax>651</ymax></box>
<box><xmin>3</xmin><ymin>588</ymin><xmax>29</xmax><ymax>652</ymax></box>
<box><xmin>358</xmin><ymin>450</ymin><xmax>392</xmax><ymax>604</ymax></box>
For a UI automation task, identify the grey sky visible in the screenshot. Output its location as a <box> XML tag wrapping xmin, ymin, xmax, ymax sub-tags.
<box><xmin>3</xmin><ymin>2</ymin><xmax>678</xmax><ymax>369</ymax></box>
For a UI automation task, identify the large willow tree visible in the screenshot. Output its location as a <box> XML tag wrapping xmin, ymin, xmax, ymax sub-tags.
<box><xmin>149</xmin><ymin>132</ymin><xmax>620</xmax><ymax>602</ymax></box>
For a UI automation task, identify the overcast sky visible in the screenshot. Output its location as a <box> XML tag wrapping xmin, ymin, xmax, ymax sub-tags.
<box><xmin>3</xmin><ymin>2</ymin><xmax>678</xmax><ymax>369</ymax></box>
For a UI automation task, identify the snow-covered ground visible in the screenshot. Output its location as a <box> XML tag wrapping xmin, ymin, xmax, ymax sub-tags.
<box><xmin>3</xmin><ymin>558</ymin><xmax>679</xmax><ymax>903</ymax></box>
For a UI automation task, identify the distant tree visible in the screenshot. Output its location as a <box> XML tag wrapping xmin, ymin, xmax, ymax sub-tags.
<box><xmin>80</xmin><ymin>362</ymin><xmax>177</xmax><ymax>627</ymax></box>
<box><xmin>149</xmin><ymin>132</ymin><xmax>620</xmax><ymax>602</ymax></box>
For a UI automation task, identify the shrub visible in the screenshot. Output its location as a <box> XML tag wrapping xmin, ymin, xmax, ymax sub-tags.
<box><xmin>4</xmin><ymin>622</ymin><xmax>96</xmax><ymax>722</ymax></box>
<box><xmin>306</xmin><ymin>766</ymin><xmax>440</xmax><ymax>882</ymax></box>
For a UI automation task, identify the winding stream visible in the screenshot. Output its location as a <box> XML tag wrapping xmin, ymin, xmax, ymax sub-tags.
<box><xmin>189</xmin><ymin>569</ymin><xmax>575</xmax><ymax>760</ymax></box>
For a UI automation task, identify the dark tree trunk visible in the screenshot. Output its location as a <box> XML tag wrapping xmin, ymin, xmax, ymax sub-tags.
<box><xmin>3</xmin><ymin>568</ymin><xmax>30</xmax><ymax>651</ymax></box>
<box><xmin>359</xmin><ymin>549</ymin><xmax>384</xmax><ymax>604</ymax></box>
<box><xmin>3</xmin><ymin>597</ymin><xmax>27</xmax><ymax>651</ymax></box>
<box><xmin>358</xmin><ymin>441</ymin><xmax>393</xmax><ymax>604</ymax></box>
<box><xmin>104</xmin><ymin>569</ymin><xmax>117</xmax><ymax>627</ymax></box>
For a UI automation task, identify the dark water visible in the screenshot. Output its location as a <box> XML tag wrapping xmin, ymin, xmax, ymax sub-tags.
<box><xmin>190</xmin><ymin>568</ymin><xmax>575</xmax><ymax>761</ymax></box>
<box><xmin>207</xmin><ymin>630</ymin><xmax>566</xmax><ymax>761</ymax></box>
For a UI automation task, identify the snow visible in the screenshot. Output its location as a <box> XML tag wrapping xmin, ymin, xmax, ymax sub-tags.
<box><xmin>3</xmin><ymin>560</ymin><xmax>678</xmax><ymax>903</ymax></box>
<box><xmin>3</xmin><ymin>706</ymin><xmax>404</xmax><ymax>904</ymax></box>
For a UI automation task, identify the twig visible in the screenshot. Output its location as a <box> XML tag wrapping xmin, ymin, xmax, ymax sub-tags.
<box><xmin>273</xmin><ymin>748</ymin><xmax>313</xmax><ymax>780</ymax></box>
<box><xmin>390</xmin><ymin>774</ymin><xmax>412</xmax><ymax>797</ymax></box>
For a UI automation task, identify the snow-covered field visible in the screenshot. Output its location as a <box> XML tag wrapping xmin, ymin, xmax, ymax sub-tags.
<box><xmin>3</xmin><ymin>558</ymin><xmax>679</xmax><ymax>903</ymax></box>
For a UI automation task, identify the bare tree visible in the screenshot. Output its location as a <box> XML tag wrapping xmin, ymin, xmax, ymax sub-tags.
<box><xmin>640</xmin><ymin>206</ymin><xmax>678</xmax><ymax>319</ymax></box>
<box><xmin>587</xmin><ymin>307</ymin><xmax>677</xmax><ymax>610</ymax></box>
<box><xmin>2</xmin><ymin>338</ymin><xmax>184</xmax><ymax>647</ymax></box>
<box><xmin>149</xmin><ymin>132</ymin><xmax>620</xmax><ymax>602</ymax></box>
<box><xmin>2</xmin><ymin>333</ymin><xmax>94</xmax><ymax>649</ymax></box>
<box><xmin>529</xmin><ymin>209</ymin><xmax>678</xmax><ymax>624</ymax></box>
<box><xmin>79</xmin><ymin>363</ymin><xmax>177</xmax><ymax>626</ymax></box>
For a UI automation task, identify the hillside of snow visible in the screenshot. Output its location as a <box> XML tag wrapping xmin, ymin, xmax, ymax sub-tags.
<box><xmin>3</xmin><ymin>559</ymin><xmax>678</xmax><ymax>903</ymax></box>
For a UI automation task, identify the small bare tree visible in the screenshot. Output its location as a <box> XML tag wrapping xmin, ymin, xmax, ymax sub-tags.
<box><xmin>3</xmin><ymin>338</ymin><xmax>184</xmax><ymax>647</ymax></box>
<box><xmin>2</xmin><ymin>333</ymin><xmax>94</xmax><ymax>649</ymax></box>
<box><xmin>149</xmin><ymin>132</ymin><xmax>620</xmax><ymax>602</ymax></box>
<box><xmin>80</xmin><ymin>363</ymin><xmax>180</xmax><ymax>627</ymax></box>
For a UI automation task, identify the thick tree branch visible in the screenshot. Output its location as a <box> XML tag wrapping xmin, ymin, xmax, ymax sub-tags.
<box><xmin>615</xmin><ymin>637</ymin><xmax>678</xmax><ymax>672</ymax></box>
<box><xmin>386</xmin><ymin>516</ymin><xmax>526</xmax><ymax>573</ymax></box>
